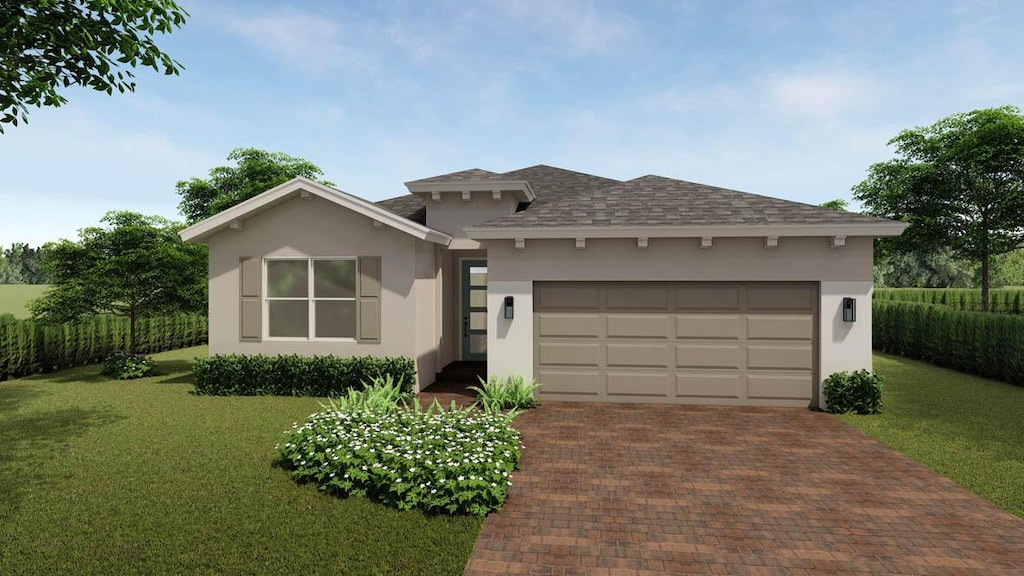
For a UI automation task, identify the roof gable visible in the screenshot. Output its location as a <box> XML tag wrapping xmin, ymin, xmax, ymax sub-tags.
<box><xmin>179</xmin><ymin>177</ymin><xmax>451</xmax><ymax>245</ymax></box>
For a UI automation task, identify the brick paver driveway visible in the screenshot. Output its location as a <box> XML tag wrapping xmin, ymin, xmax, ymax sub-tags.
<box><xmin>463</xmin><ymin>403</ymin><xmax>1024</xmax><ymax>575</ymax></box>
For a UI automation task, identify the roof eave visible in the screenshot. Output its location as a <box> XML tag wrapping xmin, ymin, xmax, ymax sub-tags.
<box><xmin>179</xmin><ymin>177</ymin><xmax>452</xmax><ymax>245</ymax></box>
<box><xmin>465</xmin><ymin>222</ymin><xmax>909</xmax><ymax>240</ymax></box>
<box><xmin>405</xmin><ymin>180</ymin><xmax>536</xmax><ymax>202</ymax></box>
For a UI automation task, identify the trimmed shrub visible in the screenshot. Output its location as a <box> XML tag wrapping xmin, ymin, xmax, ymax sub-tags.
<box><xmin>0</xmin><ymin>314</ymin><xmax>207</xmax><ymax>382</ymax></box>
<box><xmin>873</xmin><ymin>300</ymin><xmax>1024</xmax><ymax>385</ymax></box>
<box><xmin>823</xmin><ymin>370</ymin><xmax>883</xmax><ymax>414</ymax></box>
<box><xmin>468</xmin><ymin>375</ymin><xmax>542</xmax><ymax>413</ymax></box>
<box><xmin>277</xmin><ymin>404</ymin><xmax>522</xmax><ymax>515</ymax></box>
<box><xmin>874</xmin><ymin>288</ymin><xmax>1024</xmax><ymax>314</ymax></box>
<box><xmin>101</xmin><ymin>351</ymin><xmax>155</xmax><ymax>380</ymax></box>
<box><xmin>192</xmin><ymin>354</ymin><xmax>417</xmax><ymax>396</ymax></box>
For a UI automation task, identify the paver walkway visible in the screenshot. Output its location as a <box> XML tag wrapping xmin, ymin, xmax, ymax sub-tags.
<box><xmin>460</xmin><ymin>403</ymin><xmax>1024</xmax><ymax>575</ymax></box>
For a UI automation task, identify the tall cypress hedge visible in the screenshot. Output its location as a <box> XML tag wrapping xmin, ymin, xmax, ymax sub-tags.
<box><xmin>872</xmin><ymin>301</ymin><xmax>1024</xmax><ymax>385</ymax></box>
<box><xmin>0</xmin><ymin>314</ymin><xmax>207</xmax><ymax>381</ymax></box>
<box><xmin>873</xmin><ymin>288</ymin><xmax>1024</xmax><ymax>314</ymax></box>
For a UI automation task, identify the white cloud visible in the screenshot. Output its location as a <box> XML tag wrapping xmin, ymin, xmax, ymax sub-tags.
<box><xmin>219</xmin><ymin>7</ymin><xmax>354</xmax><ymax>73</ymax></box>
<box><xmin>488</xmin><ymin>0</ymin><xmax>635</xmax><ymax>54</ymax></box>
<box><xmin>764</xmin><ymin>71</ymin><xmax>878</xmax><ymax>118</ymax></box>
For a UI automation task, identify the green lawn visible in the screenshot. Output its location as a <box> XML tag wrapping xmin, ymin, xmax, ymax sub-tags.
<box><xmin>840</xmin><ymin>353</ymin><xmax>1024</xmax><ymax>518</ymax></box>
<box><xmin>0</xmin><ymin>284</ymin><xmax>49</xmax><ymax>317</ymax></box>
<box><xmin>0</xmin><ymin>346</ymin><xmax>482</xmax><ymax>575</ymax></box>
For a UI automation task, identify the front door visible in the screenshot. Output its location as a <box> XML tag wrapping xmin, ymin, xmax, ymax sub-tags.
<box><xmin>461</xmin><ymin>260</ymin><xmax>487</xmax><ymax>361</ymax></box>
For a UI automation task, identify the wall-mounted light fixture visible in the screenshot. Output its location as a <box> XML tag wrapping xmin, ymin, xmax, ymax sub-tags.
<box><xmin>842</xmin><ymin>297</ymin><xmax>857</xmax><ymax>322</ymax></box>
<box><xmin>503</xmin><ymin>296</ymin><xmax>514</xmax><ymax>319</ymax></box>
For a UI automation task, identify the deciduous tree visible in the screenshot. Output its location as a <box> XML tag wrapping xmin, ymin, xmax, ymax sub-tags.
<box><xmin>177</xmin><ymin>147</ymin><xmax>333</xmax><ymax>223</ymax></box>
<box><xmin>31</xmin><ymin>211</ymin><xmax>206</xmax><ymax>352</ymax></box>
<box><xmin>853</xmin><ymin>106</ymin><xmax>1024</xmax><ymax>310</ymax></box>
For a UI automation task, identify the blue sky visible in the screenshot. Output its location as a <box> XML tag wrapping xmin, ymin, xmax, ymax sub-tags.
<box><xmin>2</xmin><ymin>0</ymin><xmax>1023</xmax><ymax>246</ymax></box>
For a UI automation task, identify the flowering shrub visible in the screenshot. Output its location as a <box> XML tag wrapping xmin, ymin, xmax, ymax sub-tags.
<box><xmin>278</xmin><ymin>406</ymin><xmax>522</xmax><ymax>515</ymax></box>
<box><xmin>101</xmin><ymin>351</ymin><xmax>154</xmax><ymax>380</ymax></box>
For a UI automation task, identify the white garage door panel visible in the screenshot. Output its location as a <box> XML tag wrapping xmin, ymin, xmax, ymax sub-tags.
<box><xmin>535</xmin><ymin>282</ymin><xmax>818</xmax><ymax>407</ymax></box>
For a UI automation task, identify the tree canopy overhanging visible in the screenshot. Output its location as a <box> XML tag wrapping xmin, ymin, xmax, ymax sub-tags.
<box><xmin>0</xmin><ymin>0</ymin><xmax>188</xmax><ymax>132</ymax></box>
<box><xmin>853</xmin><ymin>105</ymin><xmax>1024</xmax><ymax>310</ymax></box>
<box><xmin>177</xmin><ymin>147</ymin><xmax>333</xmax><ymax>223</ymax></box>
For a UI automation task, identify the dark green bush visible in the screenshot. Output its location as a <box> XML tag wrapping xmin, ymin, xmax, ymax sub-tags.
<box><xmin>873</xmin><ymin>300</ymin><xmax>1024</xmax><ymax>385</ymax></box>
<box><xmin>192</xmin><ymin>354</ymin><xmax>416</xmax><ymax>396</ymax></box>
<box><xmin>823</xmin><ymin>370</ymin><xmax>883</xmax><ymax>414</ymax></box>
<box><xmin>874</xmin><ymin>288</ymin><xmax>1024</xmax><ymax>314</ymax></box>
<box><xmin>101</xmin><ymin>351</ymin><xmax>155</xmax><ymax>380</ymax></box>
<box><xmin>0</xmin><ymin>314</ymin><xmax>207</xmax><ymax>381</ymax></box>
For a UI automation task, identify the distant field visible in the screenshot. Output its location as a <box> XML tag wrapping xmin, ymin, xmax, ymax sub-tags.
<box><xmin>0</xmin><ymin>285</ymin><xmax>49</xmax><ymax>318</ymax></box>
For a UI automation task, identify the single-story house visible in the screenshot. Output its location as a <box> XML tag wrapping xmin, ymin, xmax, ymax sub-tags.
<box><xmin>180</xmin><ymin>165</ymin><xmax>905</xmax><ymax>408</ymax></box>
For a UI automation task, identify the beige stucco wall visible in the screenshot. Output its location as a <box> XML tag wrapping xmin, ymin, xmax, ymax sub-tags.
<box><xmin>819</xmin><ymin>280</ymin><xmax>874</xmax><ymax>409</ymax></box>
<box><xmin>423</xmin><ymin>191</ymin><xmax>520</xmax><ymax>238</ymax></box>
<box><xmin>413</xmin><ymin>240</ymin><xmax>437</xmax><ymax>389</ymax></box>
<box><xmin>484</xmin><ymin>236</ymin><xmax>875</xmax><ymax>405</ymax></box>
<box><xmin>435</xmin><ymin>248</ymin><xmax>458</xmax><ymax>369</ymax></box>
<box><xmin>206</xmin><ymin>195</ymin><xmax>422</xmax><ymax>383</ymax></box>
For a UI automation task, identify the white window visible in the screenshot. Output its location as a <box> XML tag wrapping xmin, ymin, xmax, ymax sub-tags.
<box><xmin>265</xmin><ymin>258</ymin><xmax>356</xmax><ymax>339</ymax></box>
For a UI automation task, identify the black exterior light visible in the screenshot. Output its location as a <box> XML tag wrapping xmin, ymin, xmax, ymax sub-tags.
<box><xmin>842</xmin><ymin>297</ymin><xmax>857</xmax><ymax>322</ymax></box>
<box><xmin>503</xmin><ymin>296</ymin><xmax>514</xmax><ymax>319</ymax></box>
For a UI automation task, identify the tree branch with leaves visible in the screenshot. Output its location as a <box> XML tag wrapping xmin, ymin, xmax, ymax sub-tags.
<box><xmin>0</xmin><ymin>0</ymin><xmax>188</xmax><ymax>131</ymax></box>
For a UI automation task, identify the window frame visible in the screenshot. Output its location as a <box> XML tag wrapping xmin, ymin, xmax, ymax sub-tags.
<box><xmin>263</xmin><ymin>256</ymin><xmax>358</xmax><ymax>341</ymax></box>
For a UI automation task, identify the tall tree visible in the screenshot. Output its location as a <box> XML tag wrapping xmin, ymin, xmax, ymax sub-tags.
<box><xmin>177</xmin><ymin>147</ymin><xmax>333</xmax><ymax>223</ymax></box>
<box><xmin>0</xmin><ymin>0</ymin><xmax>187</xmax><ymax>132</ymax></box>
<box><xmin>853</xmin><ymin>106</ymin><xmax>1024</xmax><ymax>311</ymax></box>
<box><xmin>0</xmin><ymin>243</ymin><xmax>49</xmax><ymax>284</ymax></box>
<box><xmin>31</xmin><ymin>211</ymin><xmax>206</xmax><ymax>352</ymax></box>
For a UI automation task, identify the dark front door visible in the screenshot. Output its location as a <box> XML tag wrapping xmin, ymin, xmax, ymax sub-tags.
<box><xmin>461</xmin><ymin>260</ymin><xmax>487</xmax><ymax>361</ymax></box>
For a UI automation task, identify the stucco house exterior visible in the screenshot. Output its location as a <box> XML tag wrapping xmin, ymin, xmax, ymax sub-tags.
<box><xmin>180</xmin><ymin>165</ymin><xmax>906</xmax><ymax>408</ymax></box>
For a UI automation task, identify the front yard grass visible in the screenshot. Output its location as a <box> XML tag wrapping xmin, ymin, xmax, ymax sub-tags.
<box><xmin>839</xmin><ymin>353</ymin><xmax>1024</xmax><ymax>518</ymax></box>
<box><xmin>0</xmin><ymin>346</ymin><xmax>482</xmax><ymax>575</ymax></box>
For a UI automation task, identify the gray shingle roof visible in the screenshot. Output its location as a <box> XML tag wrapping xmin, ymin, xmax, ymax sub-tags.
<box><xmin>384</xmin><ymin>166</ymin><xmax>892</xmax><ymax>230</ymax></box>
<box><xmin>476</xmin><ymin>175</ymin><xmax>890</xmax><ymax>228</ymax></box>
<box><xmin>376</xmin><ymin>194</ymin><xmax>425</xmax><ymax>224</ymax></box>
<box><xmin>404</xmin><ymin>168</ymin><xmax>501</xmax><ymax>184</ymax></box>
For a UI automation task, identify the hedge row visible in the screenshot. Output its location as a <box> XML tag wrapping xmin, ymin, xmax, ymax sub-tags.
<box><xmin>873</xmin><ymin>288</ymin><xmax>1024</xmax><ymax>314</ymax></box>
<box><xmin>0</xmin><ymin>314</ymin><xmax>208</xmax><ymax>381</ymax></box>
<box><xmin>192</xmin><ymin>354</ymin><xmax>417</xmax><ymax>396</ymax></box>
<box><xmin>873</xmin><ymin>301</ymin><xmax>1024</xmax><ymax>385</ymax></box>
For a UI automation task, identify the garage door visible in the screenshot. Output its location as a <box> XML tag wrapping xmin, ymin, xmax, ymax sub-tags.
<box><xmin>533</xmin><ymin>282</ymin><xmax>817</xmax><ymax>407</ymax></box>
